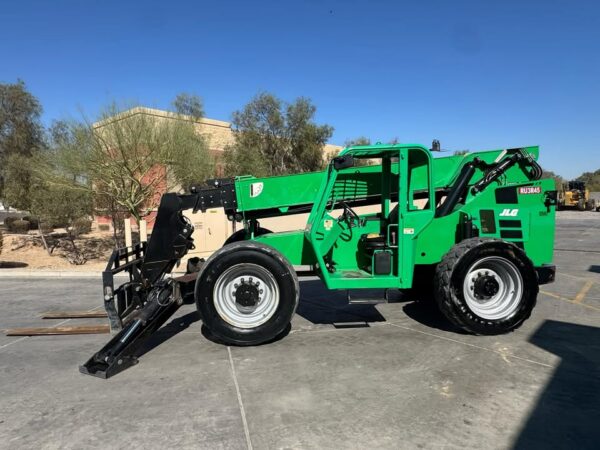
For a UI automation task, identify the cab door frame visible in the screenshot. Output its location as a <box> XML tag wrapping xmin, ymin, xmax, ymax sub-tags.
<box><xmin>397</xmin><ymin>146</ymin><xmax>436</xmax><ymax>287</ymax></box>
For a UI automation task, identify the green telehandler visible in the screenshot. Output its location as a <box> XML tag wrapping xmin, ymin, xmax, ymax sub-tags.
<box><xmin>81</xmin><ymin>143</ymin><xmax>557</xmax><ymax>378</ymax></box>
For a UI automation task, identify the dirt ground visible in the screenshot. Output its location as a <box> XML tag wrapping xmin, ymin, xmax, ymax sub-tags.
<box><xmin>0</xmin><ymin>229</ymin><xmax>114</xmax><ymax>271</ymax></box>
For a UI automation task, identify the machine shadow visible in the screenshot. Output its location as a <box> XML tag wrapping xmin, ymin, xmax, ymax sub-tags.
<box><xmin>588</xmin><ymin>264</ymin><xmax>600</xmax><ymax>274</ymax></box>
<box><xmin>512</xmin><ymin>320</ymin><xmax>600</xmax><ymax>449</ymax></box>
<box><xmin>135</xmin><ymin>278</ymin><xmax>462</xmax><ymax>354</ymax></box>
<box><xmin>295</xmin><ymin>278</ymin><xmax>402</xmax><ymax>327</ymax></box>
<box><xmin>135</xmin><ymin>310</ymin><xmax>201</xmax><ymax>358</ymax></box>
<box><xmin>401</xmin><ymin>299</ymin><xmax>465</xmax><ymax>333</ymax></box>
<box><xmin>200</xmin><ymin>322</ymin><xmax>292</xmax><ymax>346</ymax></box>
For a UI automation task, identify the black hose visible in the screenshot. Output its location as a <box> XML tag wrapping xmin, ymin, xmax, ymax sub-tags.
<box><xmin>471</xmin><ymin>152</ymin><xmax>522</xmax><ymax>194</ymax></box>
<box><xmin>436</xmin><ymin>162</ymin><xmax>476</xmax><ymax>217</ymax></box>
<box><xmin>528</xmin><ymin>156</ymin><xmax>543</xmax><ymax>180</ymax></box>
<box><xmin>470</xmin><ymin>149</ymin><xmax>543</xmax><ymax>195</ymax></box>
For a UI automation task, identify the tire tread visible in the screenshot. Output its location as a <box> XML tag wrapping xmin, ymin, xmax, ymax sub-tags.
<box><xmin>434</xmin><ymin>238</ymin><xmax>538</xmax><ymax>334</ymax></box>
<box><xmin>195</xmin><ymin>240</ymin><xmax>299</xmax><ymax>345</ymax></box>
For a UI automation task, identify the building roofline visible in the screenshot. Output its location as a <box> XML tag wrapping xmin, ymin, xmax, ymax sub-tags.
<box><xmin>92</xmin><ymin>106</ymin><xmax>232</xmax><ymax>129</ymax></box>
<box><xmin>92</xmin><ymin>106</ymin><xmax>343</xmax><ymax>150</ymax></box>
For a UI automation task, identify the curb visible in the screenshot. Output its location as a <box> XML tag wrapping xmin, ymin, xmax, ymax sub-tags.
<box><xmin>0</xmin><ymin>270</ymin><xmax>189</xmax><ymax>278</ymax></box>
<box><xmin>0</xmin><ymin>268</ymin><xmax>313</xmax><ymax>279</ymax></box>
<box><xmin>0</xmin><ymin>270</ymin><xmax>114</xmax><ymax>278</ymax></box>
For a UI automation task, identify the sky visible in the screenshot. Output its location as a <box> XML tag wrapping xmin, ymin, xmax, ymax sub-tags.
<box><xmin>1</xmin><ymin>0</ymin><xmax>599</xmax><ymax>178</ymax></box>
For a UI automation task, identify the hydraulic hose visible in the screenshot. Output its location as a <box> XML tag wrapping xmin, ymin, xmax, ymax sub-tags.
<box><xmin>471</xmin><ymin>149</ymin><xmax>542</xmax><ymax>195</ymax></box>
<box><xmin>436</xmin><ymin>162</ymin><xmax>476</xmax><ymax>217</ymax></box>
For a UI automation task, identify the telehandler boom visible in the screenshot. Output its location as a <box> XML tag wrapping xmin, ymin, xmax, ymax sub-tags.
<box><xmin>81</xmin><ymin>143</ymin><xmax>556</xmax><ymax>378</ymax></box>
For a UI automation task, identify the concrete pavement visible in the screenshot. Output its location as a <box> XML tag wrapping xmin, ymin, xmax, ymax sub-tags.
<box><xmin>0</xmin><ymin>212</ymin><xmax>598</xmax><ymax>449</ymax></box>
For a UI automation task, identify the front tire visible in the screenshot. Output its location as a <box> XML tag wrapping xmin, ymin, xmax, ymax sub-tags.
<box><xmin>434</xmin><ymin>238</ymin><xmax>538</xmax><ymax>335</ymax></box>
<box><xmin>195</xmin><ymin>241</ymin><xmax>299</xmax><ymax>345</ymax></box>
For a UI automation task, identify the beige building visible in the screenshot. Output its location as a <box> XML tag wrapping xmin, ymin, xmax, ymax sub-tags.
<box><xmin>96</xmin><ymin>107</ymin><xmax>342</xmax><ymax>170</ymax></box>
<box><xmin>95</xmin><ymin>107</ymin><xmax>344</xmax><ymax>258</ymax></box>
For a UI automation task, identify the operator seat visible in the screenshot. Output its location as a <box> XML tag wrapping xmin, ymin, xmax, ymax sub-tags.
<box><xmin>360</xmin><ymin>205</ymin><xmax>400</xmax><ymax>253</ymax></box>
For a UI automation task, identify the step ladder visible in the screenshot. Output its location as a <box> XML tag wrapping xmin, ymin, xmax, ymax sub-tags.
<box><xmin>347</xmin><ymin>289</ymin><xmax>390</xmax><ymax>305</ymax></box>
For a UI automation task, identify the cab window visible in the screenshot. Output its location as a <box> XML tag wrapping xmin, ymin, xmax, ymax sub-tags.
<box><xmin>407</xmin><ymin>149</ymin><xmax>431</xmax><ymax>211</ymax></box>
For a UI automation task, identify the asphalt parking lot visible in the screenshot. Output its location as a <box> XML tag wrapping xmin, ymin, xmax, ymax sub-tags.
<box><xmin>0</xmin><ymin>211</ymin><xmax>599</xmax><ymax>449</ymax></box>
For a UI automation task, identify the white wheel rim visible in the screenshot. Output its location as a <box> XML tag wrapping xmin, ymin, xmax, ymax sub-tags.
<box><xmin>462</xmin><ymin>256</ymin><xmax>523</xmax><ymax>320</ymax></box>
<box><xmin>213</xmin><ymin>263</ymin><xmax>279</xmax><ymax>328</ymax></box>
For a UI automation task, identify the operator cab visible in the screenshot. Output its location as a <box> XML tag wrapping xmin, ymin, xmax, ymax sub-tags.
<box><xmin>307</xmin><ymin>144</ymin><xmax>434</xmax><ymax>288</ymax></box>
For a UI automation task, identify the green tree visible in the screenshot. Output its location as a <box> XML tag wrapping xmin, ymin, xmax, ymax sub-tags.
<box><xmin>345</xmin><ymin>136</ymin><xmax>371</xmax><ymax>147</ymax></box>
<box><xmin>0</xmin><ymin>80</ymin><xmax>45</xmax><ymax>206</ymax></box>
<box><xmin>344</xmin><ymin>137</ymin><xmax>399</xmax><ymax>147</ymax></box>
<box><xmin>29</xmin><ymin>179</ymin><xmax>93</xmax><ymax>263</ymax></box>
<box><xmin>2</xmin><ymin>138</ymin><xmax>94</xmax><ymax>262</ymax></box>
<box><xmin>172</xmin><ymin>93</ymin><xmax>204</xmax><ymax>119</ymax></box>
<box><xmin>51</xmin><ymin>100</ymin><xmax>214</xmax><ymax>229</ymax></box>
<box><xmin>542</xmin><ymin>169</ymin><xmax>564</xmax><ymax>190</ymax></box>
<box><xmin>223</xmin><ymin>93</ymin><xmax>333</xmax><ymax>177</ymax></box>
<box><xmin>576</xmin><ymin>169</ymin><xmax>600</xmax><ymax>191</ymax></box>
<box><xmin>1</xmin><ymin>153</ymin><xmax>36</xmax><ymax>211</ymax></box>
<box><xmin>343</xmin><ymin>136</ymin><xmax>372</xmax><ymax>166</ymax></box>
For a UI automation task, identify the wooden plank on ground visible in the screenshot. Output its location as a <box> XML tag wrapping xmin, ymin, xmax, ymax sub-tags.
<box><xmin>41</xmin><ymin>311</ymin><xmax>107</xmax><ymax>319</ymax></box>
<box><xmin>5</xmin><ymin>325</ymin><xmax>110</xmax><ymax>336</ymax></box>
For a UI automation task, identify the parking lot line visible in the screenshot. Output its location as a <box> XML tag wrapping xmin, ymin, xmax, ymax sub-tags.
<box><xmin>555</xmin><ymin>248</ymin><xmax>600</xmax><ymax>254</ymax></box>
<box><xmin>386</xmin><ymin>322</ymin><xmax>553</xmax><ymax>368</ymax></box>
<box><xmin>540</xmin><ymin>290</ymin><xmax>600</xmax><ymax>312</ymax></box>
<box><xmin>0</xmin><ymin>304</ymin><xmax>105</xmax><ymax>353</ymax></box>
<box><xmin>573</xmin><ymin>280</ymin><xmax>594</xmax><ymax>304</ymax></box>
<box><xmin>540</xmin><ymin>290</ymin><xmax>574</xmax><ymax>302</ymax></box>
<box><xmin>0</xmin><ymin>336</ymin><xmax>28</xmax><ymax>351</ymax></box>
<box><xmin>227</xmin><ymin>346</ymin><xmax>253</xmax><ymax>450</ymax></box>
<box><xmin>557</xmin><ymin>272</ymin><xmax>597</xmax><ymax>282</ymax></box>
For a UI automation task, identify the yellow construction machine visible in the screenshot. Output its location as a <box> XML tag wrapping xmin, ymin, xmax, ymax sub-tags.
<box><xmin>557</xmin><ymin>181</ymin><xmax>596</xmax><ymax>211</ymax></box>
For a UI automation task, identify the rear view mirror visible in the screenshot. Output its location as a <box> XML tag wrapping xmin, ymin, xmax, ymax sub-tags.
<box><xmin>333</xmin><ymin>155</ymin><xmax>355</xmax><ymax>170</ymax></box>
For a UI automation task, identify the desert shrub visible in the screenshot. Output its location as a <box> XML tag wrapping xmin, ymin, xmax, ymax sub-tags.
<box><xmin>23</xmin><ymin>216</ymin><xmax>39</xmax><ymax>230</ymax></box>
<box><xmin>72</xmin><ymin>218</ymin><xmax>92</xmax><ymax>235</ymax></box>
<box><xmin>10</xmin><ymin>219</ymin><xmax>30</xmax><ymax>234</ymax></box>
<box><xmin>98</xmin><ymin>224</ymin><xmax>110</xmax><ymax>232</ymax></box>
<box><xmin>39</xmin><ymin>223</ymin><xmax>54</xmax><ymax>234</ymax></box>
<box><xmin>3</xmin><ymin>216</ymin><xmax>19</xmax><ymax>229</ymax></box>
<box><xmin>52</xmin><ymin>220</ymin><xmax>69</xmax><ymax>229</ymax></box>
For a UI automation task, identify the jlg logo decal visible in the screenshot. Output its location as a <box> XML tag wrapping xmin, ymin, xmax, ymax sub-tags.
<box><xmin>499</xmin><ymin>209</ymin><xmax>519</xmax><ymax>217</ymax></box>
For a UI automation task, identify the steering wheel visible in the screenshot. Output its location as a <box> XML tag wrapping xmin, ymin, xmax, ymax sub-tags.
<box><xmin>339</xmin><ymin>201</ymin><xmax>360</xmax><ymax>227</ymax></box>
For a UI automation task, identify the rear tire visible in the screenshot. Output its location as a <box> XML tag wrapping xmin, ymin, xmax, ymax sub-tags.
<box><xmin>434</xmin><ymin>238</ymin><xmax>538</xmax><ymax>335</ymax></box>
<box><xmin>195</xmin><ymin>241</ymin><xmax>299</xmax><ymax>345</ymax></box>
<box><xmin>577</xmin><ymin>199</ymin><xmax>586</xmax><ymax>211</ymax></box>
<box><xmin>586</xmin><ymin>199</ymin><xmax>595</xmax><ymax>211</ymax></box>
